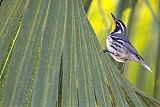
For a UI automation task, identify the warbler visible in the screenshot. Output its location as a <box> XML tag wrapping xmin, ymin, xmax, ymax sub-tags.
<box><xmin>103</xmin><ymin>13</ymin><xmax>152</xmax><ymax>72</ymax></box>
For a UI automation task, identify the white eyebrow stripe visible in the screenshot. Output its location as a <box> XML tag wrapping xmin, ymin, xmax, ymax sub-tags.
<box><xmin>117</xmin><ymin>21</ymin><xmax>125</xmax><ymax>32</ymax></box>
<box><xmin>119</xmin><ymin>22</ymin><xmax>124</xmax><ymax>31</ymax></box>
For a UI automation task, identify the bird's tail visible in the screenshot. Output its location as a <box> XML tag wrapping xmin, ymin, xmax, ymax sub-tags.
<box><xmin>139</xmin><ymin>60</ymin><xmax>152</xmax><ymax>72</ymax></box>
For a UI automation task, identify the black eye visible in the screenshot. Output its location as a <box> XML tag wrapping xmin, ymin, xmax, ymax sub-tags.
<box><xmin>116</xmin><ymin>23</ymin><xmax>120</xmax><ymax>27</ymax></box>
<box><xmin>115</xmin><ymin>23</ymin><xmax>120</xmax><ymax>30</ymax></box>
<box><xmin>115</xmin><ymin>23</ymin><xmax>123</xmax><ymax>31</ymax></box>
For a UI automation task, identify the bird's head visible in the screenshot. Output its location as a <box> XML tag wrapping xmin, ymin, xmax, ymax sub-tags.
<box><xmin>111</xmin><ymin>13</ymin><xmax>126</xmax><ymax>34</ymax></box>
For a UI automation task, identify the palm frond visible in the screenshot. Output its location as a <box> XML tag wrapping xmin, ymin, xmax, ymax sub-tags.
<box><xmin>0</xmin><ymin>0</ymin><xmax>159</xmax><ymax>106</ymax></box>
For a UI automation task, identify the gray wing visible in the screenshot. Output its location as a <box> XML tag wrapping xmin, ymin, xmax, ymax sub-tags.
<box><xmin>110</xmin><ymin>33</ymin><xmax>143</xmax><ymax>60</ymax></box>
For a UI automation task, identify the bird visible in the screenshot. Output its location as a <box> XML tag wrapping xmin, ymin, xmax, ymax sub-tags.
<box><xmin>103</xmin><ymin>13</ymin><xmax>152</xmax><ymax>72</ymax></box>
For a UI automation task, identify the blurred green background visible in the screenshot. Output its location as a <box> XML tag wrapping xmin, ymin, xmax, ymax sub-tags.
<box><xmin>84</xmin><ymin>0</ymin><xmax>160</xmax><ymax>100</ymax></box>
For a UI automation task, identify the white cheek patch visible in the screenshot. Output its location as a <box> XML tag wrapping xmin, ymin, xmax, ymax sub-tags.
<box><xmin>116</xmin><ymin>30</ymin><xmax>122</xmax><ymax>33</ymax></box>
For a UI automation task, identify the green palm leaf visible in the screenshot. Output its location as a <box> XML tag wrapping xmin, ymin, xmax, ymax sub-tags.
<box><xmin>0</xmin><ymin>0</ymin><xmax>160</xmax><ymax>106</ymax></box>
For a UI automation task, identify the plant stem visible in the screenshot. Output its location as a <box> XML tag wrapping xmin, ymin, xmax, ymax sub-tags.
<box><xmin>154</xmin><ymin>0</ymin><xmax>160</xmax><ymax>100</ymax></box>
<box><xmin>127</xmin><ymin>0</ymin><xmax>137</xmax><ymax>37</ymax></box>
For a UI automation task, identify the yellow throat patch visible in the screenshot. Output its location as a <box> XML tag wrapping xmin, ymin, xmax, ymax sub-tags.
<box><xmin>111</xmin><ymin>21</ymin><xmax>116</xmax><ymax>32</ymax></box>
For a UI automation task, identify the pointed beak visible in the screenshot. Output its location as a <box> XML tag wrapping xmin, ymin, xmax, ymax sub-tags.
<box><xmin>111</xmin><ymin>13</ymin><xmax>116</xmax><ymax>22</ymax></box>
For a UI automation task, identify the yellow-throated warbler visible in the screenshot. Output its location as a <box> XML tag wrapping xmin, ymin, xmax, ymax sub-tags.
<box><xmin>103</xmin><ymin>13</ymin><xmax>152</xmax><ymax>72</ymax></box>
